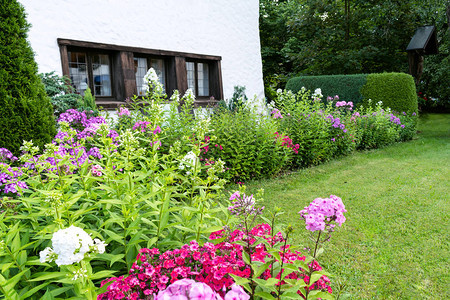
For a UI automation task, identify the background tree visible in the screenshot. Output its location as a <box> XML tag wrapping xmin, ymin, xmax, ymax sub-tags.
<box><xmin>0</xmin><ymin>0</ymin><xmax>56</xmax><ymax>154</ymax></box>
<box><xmin>260</xmin><ymin>0</ymin><xmax>449</xmax><ymax>105</ymax></box>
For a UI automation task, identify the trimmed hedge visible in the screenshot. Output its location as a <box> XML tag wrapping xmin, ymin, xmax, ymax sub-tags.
<box><xmin>286</xmin><ymin>72</ymin><xmax>418</xmax><ymax>113</ymax></box>
<box><xmin>361</xmin><ymin>73</ymin><xmax>418</xmax><ymax>114</ymax></box>
<box><xmin>0</xmin><ymin>0</ymin><xmax>56</xmax><ymax>154</ymax></box>
<box><xmin>285</xmin><ymin>74</ymin><xmax>367</xmax><ymax>105</ymax></box>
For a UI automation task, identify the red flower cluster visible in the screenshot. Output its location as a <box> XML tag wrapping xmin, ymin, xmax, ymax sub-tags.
<box><xmin>274</xmin><ymin>132</ymin><xmax>300</xmax><ymax>154</ymax></box>
<box><xmin>98</xmin><ymin>224</ymin><xmax>331</xmax><ymax>300</ymax></box>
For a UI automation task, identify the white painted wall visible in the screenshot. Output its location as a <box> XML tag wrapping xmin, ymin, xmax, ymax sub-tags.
<box><xmin>20</xmin><ymin>0</ymin><xmax>265</xmax><ymax>100</ymax></box>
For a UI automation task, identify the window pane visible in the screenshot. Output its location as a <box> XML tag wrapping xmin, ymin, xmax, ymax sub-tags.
<box><xmin>186</xmin><ymin>62</ymin><xmax>196</xmax><ymax>93</ymax></box>
<box><xmin>151</xmin><ymin>58</ymin><xmax>166</xmax><ymax>92</ymax></box>
<box><xmin>197</xmin><ymin>63</ymin><xmax>209</xmax><ymax>96</ymax></box>
<box><xmin>134</xmin><ymin>57</ymin><xmax>148</xmax><ymax>96</ymax></box>
<box><xmin>68</xmin><ymin>51</ymin><xmax>89</xmax><ymax>95</ymax></box>
<box><xmin>92</xmin><ymin>54</ymin><xmax>111</xmax><ymax>96</ymax></box>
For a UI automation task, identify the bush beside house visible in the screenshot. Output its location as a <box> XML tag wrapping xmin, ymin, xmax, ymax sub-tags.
<box><xmin>0</xmin><ymin>0</ymin><xmax>55</xmax><ymax>154</ymax></box>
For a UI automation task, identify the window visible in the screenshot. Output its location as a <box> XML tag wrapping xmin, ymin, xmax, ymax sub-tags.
<box><xmin>186</xmin><ymin>61</ymin><xmax>209</xmax><ymax>97</ymax></box>
<box><xmin>58</xmin><ymin>39</ymin><xmax>223</xmax><ymax>108</ymax></box>
<box><xmin>68</xmin><ymin>50</ymin><xmax>112</xmax><ymax>97</ymax></box>
<box><xmin>134</xmin><ymin>57</ymin><xmax>166</xmax><ymax>96</ymax></box>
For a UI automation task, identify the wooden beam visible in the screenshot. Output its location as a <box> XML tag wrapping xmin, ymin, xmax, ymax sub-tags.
<box><xmin>57</xmin><ymin>38</ymin><xmax>221</xmax><ymax>61</ymax></box>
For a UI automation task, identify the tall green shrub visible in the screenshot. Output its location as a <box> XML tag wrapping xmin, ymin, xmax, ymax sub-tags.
<box><xmin>361</xmin><ymin>72</ymin><xmax>418</xmax><ymax>113</ymax></box>
<box><xmin>0</xmin><ymin>0</ymin><xmax>56</xmax><ymax>154</ymax></box>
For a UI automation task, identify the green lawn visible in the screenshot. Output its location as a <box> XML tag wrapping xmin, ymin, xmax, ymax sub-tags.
<box><xmin>244</xmin><ymin>114</ymin><xmax>450</xmax><ymax>299</ymax></box>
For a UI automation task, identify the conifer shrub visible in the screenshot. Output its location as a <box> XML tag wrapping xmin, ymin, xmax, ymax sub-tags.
<box><xmin>361</xmin><ymin>72</ymin><xmax>418</xmax><ymax>114</ymax></box>
<box><xmin>0</xmin><ymin>0</ymin><xmax>56</xmax><ymax>154</ymax></box>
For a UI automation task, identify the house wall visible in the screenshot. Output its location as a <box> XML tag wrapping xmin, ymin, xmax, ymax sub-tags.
<box><xmin>20</xmin><ymin>0</ymin><xmax>265</xmax><ymax>100</ymax></box>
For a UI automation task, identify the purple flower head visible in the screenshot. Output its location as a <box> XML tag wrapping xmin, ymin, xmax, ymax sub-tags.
<box><xmin>0</xmin><ymin>148</ymin><xmax>18</xmax><ymax>163</ymax></box>
<box><xmin>228</xmin><ymin>191</ymin><xmax>263</xmax><ymax>217</ymax></box>
<box><xmin>133</xmin><ymin>121</ymin><xmax>151</xmax><ymax>133</ymax></box>
<box><xmin>118</xmin><ymin>107</ymin><xmax>130</xmax><ymax>117</ymax></box>
<box><xmin>299</xmin><ymin>195</ymin><xmax>346</xmax><ymax>231</ymax></box>
<box><xmin>224</xmin><ymin>284</ymin><xmax>250</xmax><ymax>300</ymax></box>
<box><xmin>156</xmin><ymin>279</ymin><xmax>222</xmax><ymax>300</ymax></box>
<box><xmin>271</xmin><ymin>109</ymin><xmax>283</xmax><ymax>119</ymax></box>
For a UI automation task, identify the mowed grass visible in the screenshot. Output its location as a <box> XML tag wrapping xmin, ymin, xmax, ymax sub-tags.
<box><xmin>244</xmin><ymin>114</ymin><xmax>449</xmax><ymax>299</ymax></box>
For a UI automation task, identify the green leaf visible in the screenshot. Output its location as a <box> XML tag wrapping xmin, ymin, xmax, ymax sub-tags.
<box><xmin>90</xmin><ymin>270</ymin><xmax>117</xmax><ymax>280</ymax></box>
<box><xmin>19</xmin><ymin>281</ymin><xmax>51</xmax><ymax>299</ymax></box>
<box><xmin>253</xmin><ymin>261</ymin><xmax>272</xmax><ymax>278</ymax></box>
<box><xmin>30</xmin><ymin>272</ymin><xmax>66</xmax><ymax>282</ymax></box>
<box><xmin>254</xmin><ymin>291</ymin><xmax>276</xmax><ymax>300</ymax></box>
<box><xmin>228</xmin><ymin>274</ymin><xmax>250</xmax><ymax>286</ymax></box>
<box><xmin>242</xmin><ymin>251</ymin><xmax>251</xmax><ymax>265</ymax></box>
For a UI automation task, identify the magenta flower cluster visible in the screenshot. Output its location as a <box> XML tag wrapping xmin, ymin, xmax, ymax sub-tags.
<box><xmin>98</xmin><ymin>223</ymin><xmax>332</xmax><ymax>300</ymax></box>
<box><xmin>274</xmin><ymin>132</ymin><xmax>300</xmax><ymax>154</ymax></box>
<box><xmin>132</xmin><ymin>121</ymin><xmax>161</xmax><ymax>135</ymax></box>
<box><xmin>298</xmin><ymin>195</ymin><xmax>347</xmax><ymax>231</ymax></box>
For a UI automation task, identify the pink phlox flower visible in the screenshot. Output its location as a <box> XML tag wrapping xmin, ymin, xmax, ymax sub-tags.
<box><xmin>118</xmin><ymin>107</ymin><xmax>130</xmax><ymax>117</ymax></box>
<box><xmin>224</xmin><ymin>284</ymin><xmax>250</xmax><ymax>300</ymax></box>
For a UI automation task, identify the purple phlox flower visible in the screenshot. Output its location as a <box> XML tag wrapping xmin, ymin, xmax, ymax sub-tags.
<box><xmin>153</xmin><ymin>126</ymin><xmax>162</xmax><ymax>134</ymax></box>
<box><xmin>224</xmin><ymin>284</ymin><xmax>250</xmax><ymax>300</ymax></box>
<box><xmin>299</xmin><ymin>195</ymin><xmax>346</xmax><ymax>231</ymax></box>
<box><xmin>87</xmin><ymin>147</ymin><xmax>103</xmax><ymax>159</ymax></box>
<box><xmin>156</xmin><ymin>279</ymin><xmax>222</xmax><ymax>300</ymax></box>
<box><xmin>133</xmin><ymin>121</ymin><xmax>151</xmax><ymax>133</ymax></box>
<box><xmin>0</xmin><ymin>148</ymin><xmax>18</xmax><ymax>163</ymax></box>
<box><xmin>118</xmin><ymin>106</ymin><xmax>130</xmax><ymax>117</ymax></box>
<box><xmin>271</xmin><ymin>109</ymin><xmax>283</xmax><ymax>119</ymax></box>
<box><xmin>228</xmin><ymin>192</ymin><xmax>263</xmax><ymax>217</ymax></box>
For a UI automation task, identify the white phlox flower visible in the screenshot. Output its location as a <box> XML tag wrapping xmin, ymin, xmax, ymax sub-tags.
<box><xmin>312</xmin><ymin>88</ymin><xmax>323</xmax><ymax>99</ymax></box>
<box><xmin>39</xmin><ymin>226</ymin><xmax>107</xmax><ymax>266</ymax></box>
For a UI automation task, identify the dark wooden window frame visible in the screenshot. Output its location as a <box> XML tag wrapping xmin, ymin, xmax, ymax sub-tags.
<box><xmin>133</xmin><ymin>55</ymin><xmax>168</xmax><ymax>96</ymax></box>
<box><xmin>58</xmin><ymin>38</ymin><xmax>223</xmax><ymax>108</ymax></box>
<box><xmin>186</xmin><ymin>59</ymin><xmax>213</xmax><ymax>100</ymax></box>
<box><xmin>67</xmin><ymin>48</ymin><xmax>115</xmax><ymax>100</ymax></box>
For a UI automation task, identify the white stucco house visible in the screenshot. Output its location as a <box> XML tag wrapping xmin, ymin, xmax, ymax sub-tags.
<box><xmin>19</xmin><ymin>0</ymin><xmax>265</xmax><ymax>109</ymax></box>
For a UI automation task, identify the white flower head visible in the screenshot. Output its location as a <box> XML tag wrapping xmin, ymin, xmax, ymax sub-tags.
<box><xmin>144</xmin><ymin>67</ymin><xmax>164</xmax><ymax>94</ymax></box>
<box><xmin>276</xmin><ymin>88</ymin><xmax>283</xmax><ymax>94</ymax></box>
<box><xmin>319</xmin><ymin>12</ymin><xmax>328</xmax><ymax>21</ymax></box>
<box><xmin>51</xmin><ymin>225</ymin><xmax>94</xmax><ymax>266</ymax></box>
<box><xmin>94</xmin><ymin>238</ymin><xmax>107</xmax><ymax>254</ymax></box>
<box><xmin>312</xmin><ymin>88</ymin><xmax>323</xmax><ymax>99</ymax></box>
<box><xmin>39</xmin><ymin>247</ymin><xmax>55</xmax><ymax>263</ymax></box>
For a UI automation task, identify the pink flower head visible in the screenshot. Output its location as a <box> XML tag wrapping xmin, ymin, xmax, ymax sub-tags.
<box><xmin>299</xmin><ymin>195</ymin><xmax>346</xmax><ymax>231</ymax></box>
<box><xmin>91</xmin><ymin>164</ymin><xmax>103</xmax><ymax>176</ymax></box>
<box><xmin>224</xmin><ymin>284</ymin><xmax>250</xmax><ymax>300</ymax></box>
<box><xmin>118</xmin><ymin>107</ymin><xmax>130</xmax><ymax>117</ymax></box>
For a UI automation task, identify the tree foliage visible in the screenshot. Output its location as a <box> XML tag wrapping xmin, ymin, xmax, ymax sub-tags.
<box><xmin>0</xmin><ymin>0</ymin><xmax>56</xmax><ymax>154</ymax></box>
<box><xmin>260</xmin><ymin>0</ymin><xmax>449</xmax><ymax>103</ymax></box>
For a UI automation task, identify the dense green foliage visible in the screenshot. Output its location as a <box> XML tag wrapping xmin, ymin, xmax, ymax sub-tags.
<box><xmin>210</xmin><ymin>107</ymin><xmax>290</xmax><ymax>181</ymax></box>
<box><xmin>0</xmin><ymin>0</ymin><xmax>56</xmax><ymax>154</ymax></box>
<box><xmin>260</xmin><ymin>0</ymin><xmax>449</xmax><ymax>103</ymax></box>
<box><xmin>361</xmin><ymin>73</ymin><xmax>418</xmax><ymax>113</ymax></box>
<box><xmin>39</xmin><ymin>72</ymin><xmax>82</xmax><ymax>116</ymax></box>
<box><xmin>285</xmin><ymin>74</ymin><xmax>367</xmax><ymax>105</ymax></box>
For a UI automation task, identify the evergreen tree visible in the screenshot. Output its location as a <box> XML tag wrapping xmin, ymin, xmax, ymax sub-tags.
<box><xmin>0</xmin><ymin>0</ymin><xmax>56</xmax><ymax>154</ymax></box>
